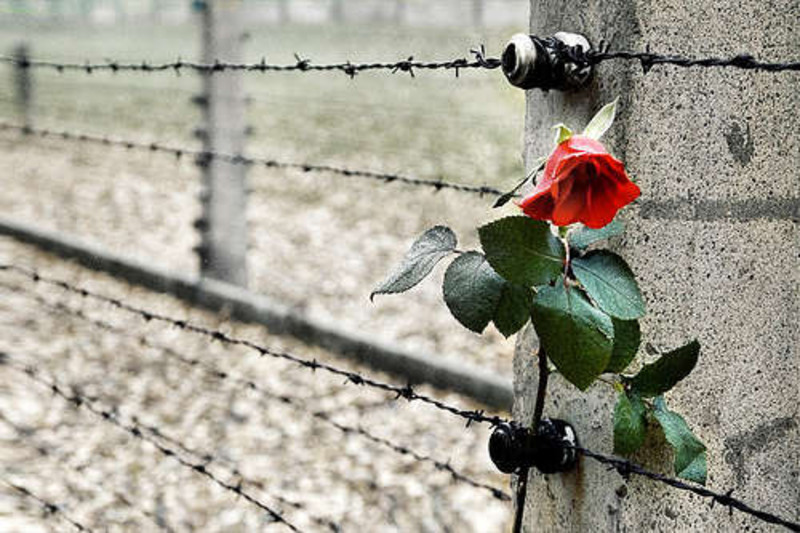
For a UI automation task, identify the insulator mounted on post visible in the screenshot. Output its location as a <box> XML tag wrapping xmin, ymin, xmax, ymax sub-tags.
<box><xmin>488</xmin><ymin>418</ymin><xmax>579</xmax><ymax>474</ymax></box>
<box><xmin>501</xmin><ymin>32</ymin><xmax>593</xmax><ymax>91</ymax></box>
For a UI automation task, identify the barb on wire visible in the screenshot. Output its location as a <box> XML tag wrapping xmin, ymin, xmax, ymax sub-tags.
<box><xmin>550</xmin><ymin>39</ymin><xmax>800</xmax><ymax>74</ymax></box>
<box><xmin>0</xmin><ymin>282</ymin><xmax>510</xmax><ymax>503</ymax></box>
<box><xmin>0</xmin><ymin>121</ymin><xmax>503</xmax><ymax>198</ymax></box>
<box><xmin>572</xmin><ymin>445</ymin><xmax>800</xmax><ymax>531</ymax></box>
<box><xmin>1</xmin><ymin>478</ymin><xmax>93</xmax><ymax>532</ymax></box>
<box><xmin>5</xmin><ymin>358</ymin><xmax>304</xmax><ymax>533</ymax></box>
<box><xmin>0</xmin><ymin>264</ymin><xmax>506</xmax><ymax>428</ymax></box>
<box><xmin>0</xmin><ymin>50</ymin><xmax>501</xmax><ymax>77</ymax></box>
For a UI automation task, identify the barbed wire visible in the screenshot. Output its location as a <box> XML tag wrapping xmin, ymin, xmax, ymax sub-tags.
<box><xmin>571</xmin><ymin>445</ymin><xmax>800</xmax><ymax>531</ymax></box>
<box><xmin>1</xmin><ymin>478</ymin><xmax>93</xmax><ymax>532</ymax></box>
<box><xmin>5</xmin><ymin>358</ymin><xmax>306</xmax><ymax>533</ymax></box>
<box><xmin>3</xmin><ymin>44</ymin><xmax>798</xmax><ymax>77</ymax></box>
<box><xmin>0</xmin><ymin>49</ymin><xmax>502</xmax><ymax>78</ymax></box>
<box><xmin>2</xmin><ymin>269</ymin><xmax>798</xmax><ymax>529</ymax></box>
<box><xmin>552</xmin><ymin>40</ymin><xmax>800</xmax><ymax>74</ymax></box>
<box><xmin>0</xmin><ymin>418</ymin><xmax>176</xmax><ymax>532</ymax></box>
<box><xmin>0</xmin><ymin>263</ymin><xmax>507</xmax><ymax>428</ymax></box>
<box><xmin>0</xmin><ymin>122</ymin><xmax>504</xmax><ymax>198</ymax></box>
<box><xmin>107</xmin><ymin>408</ymin><xmax>340</xmax><ymax>531</ymax></box>
<box><xmin>0</xmin><ymin>282</ymin><xmax>510</xmax><ymax>502</ymax></box>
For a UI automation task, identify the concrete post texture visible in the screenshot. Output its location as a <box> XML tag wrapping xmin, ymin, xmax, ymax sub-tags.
<box><xmin>515</xmin><ymin>0</ymin><xmax>798</xmax><ymax>530</ymax></box>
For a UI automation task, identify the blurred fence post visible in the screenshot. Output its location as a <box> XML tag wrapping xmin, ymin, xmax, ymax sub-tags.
<box><xmin>12</xmin><ymin>43</ymin><xmax>33</xmax><ymax>132</ymax></box>
<box><xmin>330</xmin><ymin>0</ymin><xmax>343</xmax><ymax>22</ymax></box>
<box><xmin>393</xmin><ymin>0</ymin><xmax>405</xmax><ymax>24</ymax></box>
<box><xmin>195</xmin><ymin>0</ymin><xmax>249</xmax><ymax>287</ymax></box>
<box><xmin>471</xmin><ymin>0</ymin><xmax>484</xmax><ymax>26</ymax></box>
<box><xmin>278</xmin><ymin>0</ymin><xmax>290</xmax><ymax>23</ymax></box>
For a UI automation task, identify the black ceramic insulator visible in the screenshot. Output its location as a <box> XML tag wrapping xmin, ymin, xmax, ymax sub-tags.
<box><xmin>489</xmin><ymin>418</ymin><xmax>579</xmax><ymax>474</ymax></box>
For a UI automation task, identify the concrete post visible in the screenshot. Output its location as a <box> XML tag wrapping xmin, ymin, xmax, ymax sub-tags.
<box><xmin>277</xmin><ymin>0</ymin><xmax>289</xmax><ymax>23</ymax></box>
<box><xmin>471</xmin><ymin>0</ymin><xmax>484</xmax><ymax>27</ymax></box>
<box><xmin>393</xmin><ymin>0</ymin><xmax>405</xmax><ymax>25</ymax></box>
<box><xmin>515</xmin><ymin>0</ymin><xmax>799</xmax><ymax>530</ymax></box>
<box><xmin>330</xmin><ymin>0</ymin><xmax>343</xmax><ymax>22</ymax></box>
<box><xmin>196</xmin><ymin>0</ymin><xmax>249</xmax><ymax>287</ymax></box>
<box><xmin>12</xmin><ymin>43</ymin><xmax>33</xmax><ymax>133</ymax></box>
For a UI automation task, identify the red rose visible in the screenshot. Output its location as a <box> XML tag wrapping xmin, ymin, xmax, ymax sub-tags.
<box><xmin>519</xmin><ymin>135</ymin><xmax>640</xmax><ymax>229</ymax></box>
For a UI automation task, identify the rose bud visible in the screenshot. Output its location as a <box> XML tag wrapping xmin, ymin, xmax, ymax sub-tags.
<box><xmin>519</xmin><ymin>135</ymin><xmax>640</xmax><ymax>229</ymax></box>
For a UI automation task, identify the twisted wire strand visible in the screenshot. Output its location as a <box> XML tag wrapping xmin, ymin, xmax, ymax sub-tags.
<box><xmin>0</xmin><ymin>52</ymin><xmax>502</xmax><ymax>78</ymax></box>
<box><xmin>5</xmin><ymin>358</ymin><xmax>304</xmax><ymax>533</ymax></box>
<box><xmin>0</xmin><ymin>263</ymin><xmax>506</xmax><ymax>428</ymax></box>
<box><xmin>0</xmin><ymin>122</ymin><xmax>504</xmax><ymax>198</ymax></box>
<box><xmin>3</xmin><ymin>45</ymin><xmax>798</xmax><ymax>76</ymax></box>
<box><xmin>547</xmin><ymin>39</ymin><xmax>800</xmax><ymax>73</ymax></box>
<box><xmin>1</xmin><ymin>478</ymin><xmax>93</xmax><ymax>532</ymax></box>
<box><xmin>0</xmin><ymin>282</ymin><xmax>510</xmax><ymax>502</ymax></box>
<box><xmin>571</xmin><ymin>445</ymin><xmax>800</xmax><ymax>531</ymax></box>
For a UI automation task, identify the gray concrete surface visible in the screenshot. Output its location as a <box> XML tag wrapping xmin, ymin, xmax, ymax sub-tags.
<box><xmin>515</xmin><ymin>0</ymin><xmax>799</xmax><ymax>530</ymax></box>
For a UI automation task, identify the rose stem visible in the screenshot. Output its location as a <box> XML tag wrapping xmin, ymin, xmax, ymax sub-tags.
<box><xmin>512</xmin><ymin>348</ymin><xmax>549</xmax><ymax>533</ymax></box>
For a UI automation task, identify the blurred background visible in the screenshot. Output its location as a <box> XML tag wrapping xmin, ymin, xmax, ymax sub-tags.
<box><xmin>0</xmin><ymin>1</ymin><xmax>530</xmax><ymax>531</ymax></box>
<box><xmin>0</xmin><ymin>0</ymin><xmax>530</xmax><ymax>375</ymax></box>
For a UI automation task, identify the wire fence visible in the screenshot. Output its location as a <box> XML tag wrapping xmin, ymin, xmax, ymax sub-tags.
<box><xmin>1</xmin><ymin>478</ymin><xmax>93</xmax><ymax>533</ymax></box>
<box><xmin>3</xmin><ymin>44</ymin><xmax>798</xmax><ymax>78</ymax></box>
<box><xmin>0</xmin><ymin>50</ymin><xmax>502</xmax><ymax>78</ymax></box>
<box><xmin>0</xmin><ymin>280</ymin><xmax>511</xmax><ymax>503</ymax></box>
<box><xmin>1</xmin><ymin>26</ymin><xmax>798</xmax><ymax>533</ymax></box>
<box><xmin>1</xmin><ymin>263</ymin><xmax>799</xmax><ymax>531</ymax></box>
<box><xmin>0</xmin><ymin>122</ymin><xmax>505</xmax><ymax>198</ymax></box>
<box><xmin>1</xmin><ymin>420</ymin><xmax>177</xmax><ymax>533</ymax></box>
<box><xmin>6</xmin><ymin>359</ymin><xmax>307</xmax><ymax>532</ymax></box>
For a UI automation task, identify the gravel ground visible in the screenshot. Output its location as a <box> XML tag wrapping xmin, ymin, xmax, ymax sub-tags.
<box><xmin>0</xmin><ymin>239</ymin><xmax>512</xmax><ymax>532</ymax></box>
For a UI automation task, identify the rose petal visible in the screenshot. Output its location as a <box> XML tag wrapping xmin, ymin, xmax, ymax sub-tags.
<box><xmin>519</xmin><ymin>189</ymin><xmax>555</xmax><ymax>221</ymax></box>
<box><xmin>551</xmin><ymin>173</ymin><xmax>589</xmax><ymax>226</ymax></box>
<box><xmin>583</xmin><ymin>173</ymin><xmax>619</xmax><ymax>228</ymax></box>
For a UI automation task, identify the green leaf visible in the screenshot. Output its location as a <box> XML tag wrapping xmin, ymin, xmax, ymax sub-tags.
<box><xmin>583</xmin><ymin>98</ymin><xmax>618</xmax><ymax>140</ymax></box>
<box><xmin>652</xmin><ymin>396</ymin><xmax>707</xmax><ymax>484</ymax></box>
<box><xmin>605</xmin><ymin>318</ymin><xmax>640</xmax><ymax>373</ymax></box>
<box><xmin>629</xmin><ymin>341</ymin><xmax>700</xmax><ymax>397</ymax></box>
<box><xmin>371</xmin><ymin>226</ymin><xmax>456</xmax><ymax>300</ymax></box>
<box><xmin>442</xmin><ymin>252</ymin><xmax>505</xmax><ymax>334</ymax></box>
<box><xmin>553</xmin><ymin>123</ymin><xmax>573</xmax><ymax>145</ymax></box>
<box><xmin>568</xmin><ymin>218</ymin><xmax>625</xmax><ymax>250</ymax></box>
<box><xmin>572</xmin><ymin>250</ymin><xmax>645</xmax><ymax>320</ymax></box>
<box><xmin>531</xmin><ymin>278</ymin><xmax>613</xmax><ymax>390</ymax></box>
<box><xmin>478</xmin><ymin>216</ymin><xmax>565</xmax><ymax>287</ymax></box>
<box><xmin>493</xmin><ymin>283</ymin><xmax>533</xmax><ymax>337</ymax></box>
<box><xmin>613</xmin><ymin>391</ymin><xmax>647</xmax><ymax>455</ymax></box>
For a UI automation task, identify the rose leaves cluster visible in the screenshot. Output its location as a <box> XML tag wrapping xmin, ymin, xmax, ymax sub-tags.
<box><xmin>371</xmin><ymin>100</ymin><xmax>706</xmax><ymax>484</ymax></box>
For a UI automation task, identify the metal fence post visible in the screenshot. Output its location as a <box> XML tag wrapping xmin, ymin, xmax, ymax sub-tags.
<box><xmin>12</xmin><ymin>43</ymin><xmax>33</xmax><ymax>133</ymax></box>
<box><xmin>195</xmin><ymin>0</ymin><xmax>249</xmax><ymax>287</ymax></box>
